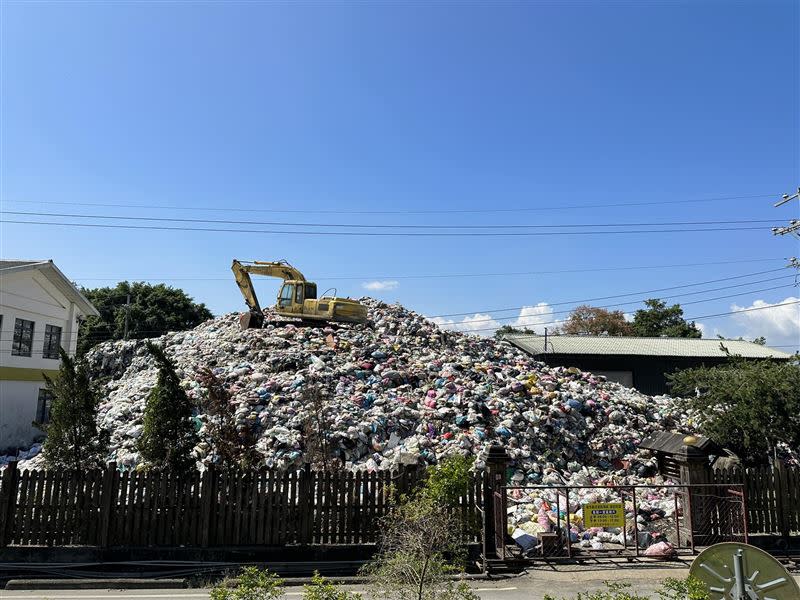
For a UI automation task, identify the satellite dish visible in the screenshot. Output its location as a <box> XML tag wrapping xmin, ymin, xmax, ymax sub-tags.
<box><xmin>690</xmin><ymin>542</ymin><xmax>799</xmax><ymax>599</ymax></box>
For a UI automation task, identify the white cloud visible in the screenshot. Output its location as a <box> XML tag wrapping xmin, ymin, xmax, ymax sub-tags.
<box><xmin>428</xmin><ymin>313</ymin><xmax>501</xmax><ymax>337</ymax></box>
<box><xmin>728</xmin><ymin>296</ymin><xmax>800</xmax><ymax>348</ymax></box>
<box><xmin>361</xmin><ymin>280</ymin><xmax>399</xmax><ymax>291</ymax></box>
<box><xmin>426</xmin><ymin>302</ymin><xmax>562</xmax><ymax>338</ymax></box>
<box><xmin>512</xmin><ymin>303</ymin><xmax>563</xmax><ymax>333</ymax></box>
<box><xmin>695</xmin><ymin>321</ymin><xmax>708</xmax><ymax>338</ymax></box>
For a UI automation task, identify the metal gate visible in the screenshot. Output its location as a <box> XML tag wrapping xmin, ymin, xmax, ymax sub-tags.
<box><xmin>492</xmin><ymin>483</ymin><xmax>747</xmax><ymax>562</ymax></box>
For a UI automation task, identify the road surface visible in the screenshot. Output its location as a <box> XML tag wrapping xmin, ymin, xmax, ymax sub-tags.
<box><xmin>2</xmin><ymin>566</ymin><xmax>798</xmax><ymax>599</ymax></box>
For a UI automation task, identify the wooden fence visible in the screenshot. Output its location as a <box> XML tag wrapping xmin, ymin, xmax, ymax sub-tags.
<box><xmin>712</xmin><ymin>464</ymin><xmax>800</xmax><ymax>538</ymax></box>
<box><xmin>0</xmin><ymin>463</ymin><xmax>483</xmax><ymax>548</ymax></box>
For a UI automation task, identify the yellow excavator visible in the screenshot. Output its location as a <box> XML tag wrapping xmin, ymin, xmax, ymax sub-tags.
<box><xmin>231</xmin><ymin>259</ymin><xmax>368</xmax><ymax>329</ymax></box>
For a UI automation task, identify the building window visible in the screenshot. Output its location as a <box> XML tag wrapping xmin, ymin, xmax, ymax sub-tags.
<box><xmin>12</xmin><ymin>318</ymin><xmax>35</xmax><ymax>357</ymax></box>
<box><xmin>42</xmin><ymin>325</ymin><xmax>62</xmax><ymax>359</ymax></box>
<box><xmin>36</xmin><ymin>390</ymin><xmax>52</xmax><ymax>425</ymax></box>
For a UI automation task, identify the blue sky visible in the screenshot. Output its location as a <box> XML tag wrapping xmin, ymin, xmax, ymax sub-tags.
<box><xmin>2</xmin><ymin>1</ymin><xmax>798</xmax><ymax>349</ymax></box>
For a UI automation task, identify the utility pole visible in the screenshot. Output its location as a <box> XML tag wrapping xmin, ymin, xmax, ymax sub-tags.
<box><xmin>775</xmin><ymin>186</ymin><xmax>800</xmax><ymax>207</ymax></box>
<box><xmin>774</xmin><ymin>188</ymin><xmax>800</xmax><ymax>284</ymax></box>
<box><xmin>124</xmin><ymin>294</ymin><xmax>131</xmax><ymax>340</ymax></box>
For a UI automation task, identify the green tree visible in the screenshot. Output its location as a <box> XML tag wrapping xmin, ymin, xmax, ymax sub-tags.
<box><xmin>196</xmin><ymin>366</ymin><xmax>259</xmax><ymax>470</ymax></box>
<box><xmin>362</xmin><ymin>456</ymin><xmax>478</xmax><ymax>600</ymax></box>
<box><xmin>78</xmin><ymin>281</ymin><xmax>212</xmax><ymax>355</ymax></box>
<box><xmin>632</xmin><ymin>299</ymin><xmax>702</xmax><ymax>338</ymax></box>
<box><xmin>138</xmin><ymin>342</ymin><xmax>199</xmax><ymax>472</ymax></box>
<box><xmin>40</xmin><ymin>349</ymin><xmax>108</xmax><ymax>469</ymax></box>
<box><xmin>493</xmin><ymin>324</ymin><xmax>536</xmax><ymax>339</ymax></box>
<box><xmin>669</xmin><ymin>354</ymin><xmax>800</xmax><ymax>465</ymax></box>
<box><xmin>561</xmin><ymin>305</ymin><xmax>634</xmax><ymax>336</ymax></box>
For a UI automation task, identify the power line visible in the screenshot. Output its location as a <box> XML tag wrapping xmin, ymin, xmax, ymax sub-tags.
<box><xmin>3</xmin><ymin>279</ymin><xmax>796</xmax><ymax>341</ymax></box>
<box><xmin>429</xmin><ymin>267</ymin><xmax>789</xmax><ymax>318</ymax></box>
<box><xmin>0</xmin><ymin>220</ymin><xmax>771</xmax><ymax>237</ymax></box>
<box><xmin>432</xmin><ymin>280</ymin><xmax>798</xmax><ymax>328</ymax></box>
<box><xmin>461</xmin><ymin>300</ymin><xmax>800</xmax><ymax>334</ymax></box>
<box><xmin>0</xmin><ymin>210</ymin><xmax>779</xmax><ymax>230</ymax></box>
<box><xmin>1</xmin><ymin>193</ymin><xmax>776</xmax><ymax>215</ymax></box>
<box><xmin>67</xmin><ymin>257</ymin><xmax>788</xmax><ymax>282</ymax></box>
<box><xmin>3</xmin><ymin>297</ymin><xmax>797</xmax><ymax>349</ymax></box>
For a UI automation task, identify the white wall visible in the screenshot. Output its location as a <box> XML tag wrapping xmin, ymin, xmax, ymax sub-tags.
<box><xmin>0</xmin><ymin>380</ymin><xmax>46</xmax><ymax>452</ymax></box>
<box><xmin>0</xmin><ymin>267</ymin><xmax>88</xmax><ymax>451</ymax></box>
<box><xmin>0</xmin><ymin>269</ymin><xmax>81</xmax><ymax>364</ymax></box>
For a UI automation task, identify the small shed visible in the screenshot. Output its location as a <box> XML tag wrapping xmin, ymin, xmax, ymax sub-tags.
<box><xmin>638</xmin><ymin>431</ymin><xmax>724</xmax><ymax>480</ymax></box>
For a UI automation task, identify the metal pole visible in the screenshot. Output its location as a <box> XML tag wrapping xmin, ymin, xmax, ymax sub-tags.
<box><xmin>632</xmin><ymin>486</ymin><xmax>640</xmax><ymax>557</ymax></box>
<box><xmin>733</xmin><ymin>548</ymin><xmax>747</xmax><ymax>600</ymax></box>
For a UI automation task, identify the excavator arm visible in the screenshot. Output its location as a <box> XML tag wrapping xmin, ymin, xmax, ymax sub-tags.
<box><xmin>231</xmin><ymin>259</ymin><xmax>307</xmax><ymax>328</ymax></box>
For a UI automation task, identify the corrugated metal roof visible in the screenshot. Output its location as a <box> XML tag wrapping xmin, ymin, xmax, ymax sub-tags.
<box><xmin>504</xmin><ymin>333</ymin><xmax>795</xmax><ymax>359</ymax></box>
<box><xmin>0</xmin><ymin>259</ymin><xmax>100</xmax><ymax>317</ymax></box>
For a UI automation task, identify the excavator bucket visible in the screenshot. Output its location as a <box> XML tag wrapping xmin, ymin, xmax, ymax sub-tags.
<box><xmin>239</xmin><ymin>311</ymin><xmax>264</xmax><ymax>330</ymax></box>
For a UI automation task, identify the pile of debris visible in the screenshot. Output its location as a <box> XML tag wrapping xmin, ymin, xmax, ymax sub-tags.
<box><xmin>64</xmin><ymin>298</ymin><xmax>688</xmax><ymax>482</ymax></box>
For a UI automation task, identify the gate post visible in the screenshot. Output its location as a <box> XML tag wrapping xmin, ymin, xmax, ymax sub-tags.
<box><xmin>676</xmin><ymin>436</ymin><xmax>713</xmax><ymax>547</ymax></box>
<box><xmin>482</xmin><ymin>445</ymin><xmax>509</xmax><ymax>559</ymax></box>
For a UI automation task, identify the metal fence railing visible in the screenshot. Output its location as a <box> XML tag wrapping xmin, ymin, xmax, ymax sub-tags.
<box><xmin>498</xmin><ymin>484</ymin><xmax>747</xmax><ymax>561</ymax></box>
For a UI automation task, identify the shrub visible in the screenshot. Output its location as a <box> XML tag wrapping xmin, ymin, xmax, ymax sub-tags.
<box><xmin>302</xmin><ymin>571</ymin><xmax>362</xmax><ymax>600</ymax></box>
<box><xmin>41</xmin><ymin>349</ymin><xmax>108</xmax><ymax>470</ymax></box>
<box><xmin>210</xmin><ymin>566</ymin><xmax>284</xmax><ymax>600</ymax></box>
<box><xmin>137</xmin><ymin>341</ymin><xmax>198</xmax><ymax>472</ymax></box>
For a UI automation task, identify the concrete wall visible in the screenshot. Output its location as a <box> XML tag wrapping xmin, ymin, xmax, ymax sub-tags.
<box><xmin>0</xmin><ymin>268</ymin><xmax>86</xmax><ymax>452</ymax></box>
<box><xmin>0</xmin><ymin>380</ymin><xmax>45</xmax><ymax>452</ymax></box>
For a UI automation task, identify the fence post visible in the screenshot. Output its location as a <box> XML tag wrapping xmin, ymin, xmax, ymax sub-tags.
<box><xmin>200</xmin><ymin>465</ymin><xmax>215</xmax><ymax>547</ymax></box>
<box><xmin>482</xmin><ymin>445</ymin><xmax>509</xmax><ymax>560</ymax></box>
<box><xmin>774</xmin><ymin>462</ymin><xmax>790</xmax><ymax>542</ymax></box>
<box><xmin>298</xmin><ymin>463</ymin><xmax>313</xmax><ymax>545</ymax></box>
<box><xmin>0</xmin><ymin>460</ymin><xmax>19</xmax><ymax>547</ymax></box>
<box><xmin>98</xmin><ymin>461</ymin><xmax>116</xmax><ymax>548</ymax></box>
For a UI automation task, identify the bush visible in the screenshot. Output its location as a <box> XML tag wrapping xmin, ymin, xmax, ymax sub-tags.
<box><xmin>657</xmin><ymin>576</ymin><xmax>709</xmax><ymax>600</ymax></box>
<box><xmin>542</xmin><ymin>577</ymin><xmax>710</xmax><ymax>600</ymax></box>
<box><xmin>137</xmin><ymin>341</ymin><xmax>198</xmax><ymax>472</ymax></box>
<box><xmin>302</xmin><ymin>571</ymin><xmax>362</xmax><ymax>600</ymax></box>
<box><xmin>362</xmin><ymin>455</ymin><xmax>478</xmax><ymax>600</ymax></box>
<box><xmin>210</xmin><ymin>566</ymin><xmax>284</xmax><ymax>600</ymax></box>
<box><xmin>41</xmin><ymin>348</ymin><xmax>108</xmax><ymax>470</ymax></box>
<box><xmin>421</xmin><ymin>454</ymin><xmax>473</xmax><ymax>506</ymax></box>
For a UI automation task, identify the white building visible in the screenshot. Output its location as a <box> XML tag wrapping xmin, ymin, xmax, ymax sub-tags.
<box><xmin>0</xmin><ymin>260</ymin><xmax>99</xmax><ymax>452</ymax></box>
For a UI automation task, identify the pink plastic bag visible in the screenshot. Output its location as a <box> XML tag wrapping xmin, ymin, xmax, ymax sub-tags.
<box><xmin>643</xmin><ymin>541</ymin><xmax>675</xmax><ymax>558</ymax></box>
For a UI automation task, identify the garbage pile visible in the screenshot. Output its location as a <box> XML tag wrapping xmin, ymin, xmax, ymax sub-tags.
<box><xmin>507</xmin><ymin>485</ymin><xmax>681</xmax><ymax>557</ymax></box>
<box><xmin>62</xmin><ymin>298</ymin><xmax>690</xmax><ymax>479</ymax></box>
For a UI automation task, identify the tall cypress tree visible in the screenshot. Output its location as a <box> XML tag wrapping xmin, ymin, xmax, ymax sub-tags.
<box><xmin>41</xmin><ymin>349</ymin><xmax>108</xmax><ymax>470</ymax></box>
<box><xmin>137</xmin><ymin>342</ymin><xmax>198</xmax><ymax>472</ymax></box>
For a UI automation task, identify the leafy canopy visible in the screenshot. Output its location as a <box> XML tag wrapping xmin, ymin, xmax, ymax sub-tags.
<box><xmin>493</xmin><ymin>324</ymin><xmax>536</xmax><ymax>340</ymax></box>
<box><xmin>40</xmin><ymin>348</ymin><xmax>108</xmax><ymax>470</ymax></box>
<box><xmin>632</xmin><ymin>299</ymin><xmax>702</xmax><ymax>338</ymax></box>
<box><xmin>137</xmin><ymin>341</ymin><xmax>199</xmax><ymax>472</ymax></box>
<box><xmin>669</xmin><ymin>354</ymin><xmax>800</xmax><ymax>465</ymax></box>
<box><xmin>78</xmin><ymin>281</ymin><xmax>212</xmax><ymax>355</ymax></box>
<box><xmin>561</xmin><ymin>305</ymin><xmax>634</xmax><ymax>336</ymax></box>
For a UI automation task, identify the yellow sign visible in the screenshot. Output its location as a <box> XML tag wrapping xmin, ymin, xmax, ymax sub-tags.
<box><xmin>583</xmin><ymin>502</ymin><xmax>625</xmax><ymax>528</ymax></box>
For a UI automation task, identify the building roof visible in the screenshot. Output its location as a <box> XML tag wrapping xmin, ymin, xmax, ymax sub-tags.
<box><xmin>639</xmin><ymin>431</ymin><xmax>722</xmax><ymax>456</ymax></box>
<box><xmin>503</xmin><ymin>333</ymin><xmax>794</xmax><ymax>360</ymax></box>
<box><xmin>0</xmin><ymin>259</ymin><xmax>100</xmax><ymax>317</ymax></box>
